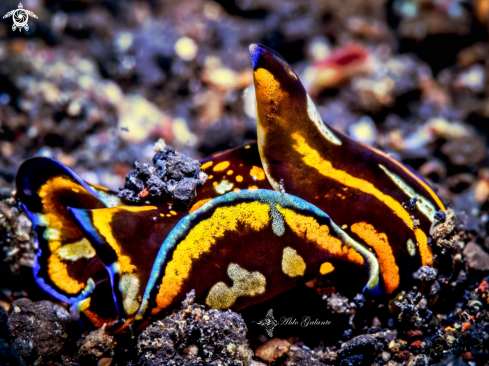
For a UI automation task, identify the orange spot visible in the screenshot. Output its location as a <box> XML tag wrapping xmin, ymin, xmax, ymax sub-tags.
<box><xmin>227</xmin><ymin>170</ymin><xmax>234</xmax><ymax>175</ymax></box>
<box><xmin>213</xmin><ymin>181</ymin><xmax>218</xmax><ymax>187</ymax></box>
<box><xmin>319</xmin><ymin>262</ymin><xmax>335</xmax><ymax>275</ymax></box>
<box><xmin>250</xmin><ymin>166</ymin><xmax>266</xmax><ymax>180</ymax></box>
<box><xmin>208</xmin><ymin>175</ymin><xmax>214</xmax><ymax>179</ymax></box>
<box><xmin>236</xmin><ymin>175</ymin><xmax>243</xmax><ymax>182</ymax></box>
<box><xmin>189</xmin><ymin>199</ymin><xmax>212</xmax><ymax>213</ymax></box>
<box><xmin>201</xmin><ymin>161</ymin><xmax>213</xmax><ymax>170</ymax></box>
<box><xmin>213</xmin><ymin>161</ymin><xmax>230</xmax><ymax>172</ymax></box>
<box><xmin>249</xmin><ymin>185</ymin><xmax>258</xmax><ymax>190</ymax></box>
<box><xmin>351</xmin><ymin>222</ymin><xmax>399</xmax><ymax>294</ymax></box>
<box><xmin>233</xmin><ymin>188</ymin><xmax>241</xmax><ymax>191</ymax></box>
<box><xmin>139</xmin><ymin>188</ymin><xmax>149</xmax><ymax>198</ymax></box>
<box><xmin>292</xmin><ymin>134</ymin><xmax>432</xmax><ymax>265</ymax></box>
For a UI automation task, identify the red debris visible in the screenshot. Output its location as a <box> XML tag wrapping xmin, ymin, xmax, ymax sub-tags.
<box><xmin>478</xmin><ymin>280</ymin><xmax>489</xmax><ymax>292</ymax></box>
<box><xmin>407</xmin><ymin>330</ymin><xmax>423</xmax><ymax>338</ymax></box>
<box><xmin>410</xmin><ymin>340</ymin><xmax>423</xmax><ymax>348</ymax></box>
<box><xmin>138</xmin><ymin>188</ymin><xmax>149</xmax><ymax>198</ymax></box>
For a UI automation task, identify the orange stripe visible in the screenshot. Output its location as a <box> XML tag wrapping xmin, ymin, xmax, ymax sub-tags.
<box><xmin>351</xmin><ymin>222</ymin><xmax>399</xmax><ymax>294</ymax></box>
<box><xmin>292</xmin><ymin>133</ymin><xmax>432</xmax><ymax>265</ymax></box>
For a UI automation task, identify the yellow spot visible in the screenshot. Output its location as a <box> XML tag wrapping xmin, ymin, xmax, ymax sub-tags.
<box><xmin>351</xmin><ymin>222</ymin><xmax>399</xmax><ymax>294</ymax></box>
<box><xmin>201</xmin><ymin>161</ymin><xmax>213</xmax><ymax>170</ymax></box>
<box><xmin>282</xmin><ymin>247</ymin><xmax>306</xmax><ymax>277</ymax></box>
<box><xmin>189</xmin><ymin>199</ymin><xmax>212</xmax><ymax>213</ymax></box>
<box><xmin>250</xmin><ymin>166</ymin><xmax>266</xmax><ymax>180</ymax></box>
<box><xmin>160</xmin><ymin>213</ymin><xmax>164</xmax><ymax>217</ymax></box>
<box><xmin>72</xmin><ymin>188</ymin><xmax>80</xmax><ymax>193</ymax></box>
<box><xmin>291</xmin><ymin>133</ymin><xmax>432</xmax><ymax>265</ymax></box>
<box><xmin>233</xmin><ymin>188</ymin><xmax>241</xmax><ymax>191</ymax></box>
<box><xmin>342</xmin><ymin>224</ymin><xmax>348</xmax><ymax>229</ymax></box>
<box><xmin>166</xmin><ymin>214</ymin><xmax>171</xmax><ymax>217</ymax></box>
<box><xmin>213</xmin><ymin>161</ymin><xmax>230</xmax><ymax>172</ymax></box>
<box><xmin>76</xmin><ymin>298</ymin><xmax>91</xmax><ymax>312</ymax></box>
<box><xmin>249</xmin><ymin>185</ymin><xmax>258</xmax><ymax>190</ymax></box>
<box><xmin>208</xmin><ymin>175</ymin><xmax>214</xmax><ymax>179</ymax></box>
<box><xmin>245</xmin><ymin>145</ymin><xmax>250</xmax><ymax>149</ymax></box>
<box><xmin>213</xmin><ymin>181</ymin><xmax>218</xmax><ymax>187</ymax></box>
<box><xmin>170</xmin><ymin>210</ymin><xmax>177</xmax><ymax>215</ymax></box>
<box><xmin>227</xmin><ymin>170</ymin><xmax>234</xmax><ymax>175</ymax></box>
<box><xmin>319</xmin><ymin>262</ymin><xmax>335</xmax><ymax>275</ymax></box>
<box><xmin>236</xmin><ymin>175</ymin><xmax>243</xmax><ymax>182</ymax></box>
<box><xmin>205</xmin><ymin>263</ymin><xmax>266</xmax><ymax>309</ymax></box>
<box><xmin>91</xmin><ymin>206</ymin><xmax>155</xmax><ymax>274</ymax></box>
<box><xmin>276</xmin><ymin>205</ymin><xmax>364</xmax><ymax>266</ymax></box>
<box><xmin>153</xmin><ymin>201</ymin><xmax>270</xmax><ymax>313</ymax></box>
<box><xmin>56</xmin><ymin>238</ymin><xmax>96</xmax><ymax>261</ymax></box>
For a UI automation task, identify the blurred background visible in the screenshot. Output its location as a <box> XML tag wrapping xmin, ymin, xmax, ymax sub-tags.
<box><xmin>0</xmin><ymin>0</ymin><xmax>489</xmax><ymax>270</ymax></box>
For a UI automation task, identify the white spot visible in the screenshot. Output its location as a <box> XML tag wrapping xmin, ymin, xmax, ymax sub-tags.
<box><xmin>209</xmin><ymin>68</ymin><xmax>236</xmax><ymax>88</ymax></box>
<box><xmin>36</xmin><ymin>214</ymin><xmax>48</xmax><ymax>226</ymax></box>
<box><xmin>378</xmin><ymin>164</ymin><xmax>437</xmax><ymax>222</ymax></box>
<box><xmin>43</xmin><ymin>228</ymin><xmax>60</xmax><ymax>240</ymax></box>
<box><xmin>115</xmin><ymin>32</ymin><xmax>133</xmax><ymax>53</ymax></box>
<box><xmin>174</xmin><ymin>37</ymin><xmax>198</xmax><ymax>61</ymax></box>
<box><xmin>270</xmin><ymin>206</ymin><xmax>285</xmax><ymax>236</ymax></box>
<box><xmin>407</xmin><ymin>239</ymin><xmax>416</xmax><ymax>256</ymax></box>
<box><xmin>215</xmin><ymin>180</ymin><xmax>233</xmax><ymax>194</ymax></box>
<box><xmin>282</xmin><ymin>247</ymin><xmax>306</xmax><ymax>277</ymax></box>
<box><xmin>349</xmin><ymin>116</ymin><xmax>377</xmax><ymax>146</ymax></box>
<box><xmin>172</xmin><ymin>118</ymin><xmax>198</xmax><ymax>146</ymax></box>
<box><xmin>119</xmin><ymin>274</ymin><xmax>141</xmax><ymax>316</ymax></box>
<box><xmin>307</xmin><ymin>94</ymin><xmax>342</xmax><ymax>145</ymax></box>
<box><xmin>206</xmin><ymin>263</ymin><xmax>266</xmax><ymax>309</ymax></box>
<box><xmin>96</xmin><ymin>190</ymin><xmax>122</xmax><ymax>208</ymax></box>
<box><xmin>56</xmin><ymin>238</ymin><xmax>96</xmax><ymax>261</ymax></box>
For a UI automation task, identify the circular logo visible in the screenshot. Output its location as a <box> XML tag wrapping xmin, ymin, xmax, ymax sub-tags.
<box><xmin>12</xmin><ymin>9</ymin><xmax>29</xmax><ymax>29</ymax></box>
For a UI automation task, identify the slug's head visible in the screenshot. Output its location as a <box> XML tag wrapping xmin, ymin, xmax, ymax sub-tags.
<box><xmin>249</xmin><ymin>44</ymin><xmax>310</xmax><ymax>133</ymax></box>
